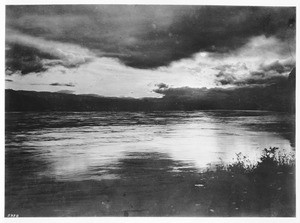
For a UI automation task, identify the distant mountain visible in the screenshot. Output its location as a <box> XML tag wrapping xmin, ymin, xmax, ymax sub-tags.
<box><xmin>5</xmin><ymin>89</ymin><xmax>158</xmax><ymax>112</ymax></box>
<box><xmin>5</xmin><ymin>69</ymin><xmax>295</xmax><ymax>112</ymax></box>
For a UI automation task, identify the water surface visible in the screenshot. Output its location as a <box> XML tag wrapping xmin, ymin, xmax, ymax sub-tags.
<box><xmin>5</xmin><ymin>111</ymin><xmax>295</xmax><ymax>216</ymax></box>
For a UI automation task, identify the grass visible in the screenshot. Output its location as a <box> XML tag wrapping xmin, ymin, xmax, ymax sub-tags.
<box><xmin>199</xmin><ymin>147</ymin><xmax>296</xmax><ymax>216</ymax></box>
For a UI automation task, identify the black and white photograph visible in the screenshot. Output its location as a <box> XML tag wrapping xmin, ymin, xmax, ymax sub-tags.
<box><xmin>3</xmin><ymin>1</ymin><xmax>297</xmax><ymax>219</ymax></box>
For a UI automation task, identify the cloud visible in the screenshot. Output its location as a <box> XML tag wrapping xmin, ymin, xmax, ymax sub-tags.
<box><xmin>6</xmin><ymin>43</ymin><xmax>48</xmax><ymax>75</ymax></box>
<box><xmin>151</xmin><ymin>68</ymin><xmax>295</xmax><ymax>112</ymax></box>
<box><xmin>4</xmin><ymin>6</ymin><xmax>296</xmax><ymax>99</ymax></box>
<box><xmin>5</xmin><ymin>56</ymin><xmax>208</xmax><ymax>98</ymax></box>
<box><xmin>5</xmin><ymin>29</ymin><xmax>95</xmax><ymax>74</ymax></box>
<box><xmin>50</xmin><ymin>82</ymin><xmax>75</xmax><ymax>87</ymax></box>
<box><xmin>214</xmin><ymin>69</ymin><xmax>291</xmax><ymax>87</ymax></box>
<box><xmin>5</xmin><ymin>34</ymin><xmax>295</xmax><ymax>98</ymax></box>
<box><xmin>156</xmin><ymin>83</ymin><xmax>169</xmax><ymax>89</ymax></box>
<box><xmin>163</xmin><ymin>35</ymin><xmax>295</xmax><ymax>88</ymax></box>
<box><xmin>215</xmin><ymin>71</ymin><xmax>237</xmax><ymax>86</ymax></box>
<box><xmin>6</xmin><ymin>5</ymin><xmax>295</xmax><ymax>69</ymax></box>
<box><xmin>153</xmin><ymin>84</ymin><xmax>209</xmax><ymax>99</ymax></box>
<box><xmin>260</xmin><ymin>60</ymin><xmax>295</xmax><ymax>74</ymax></box>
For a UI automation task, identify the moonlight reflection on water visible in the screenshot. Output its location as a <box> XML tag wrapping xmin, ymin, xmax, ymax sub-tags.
<box><xmin>5</xmin><ymin>111</ymin><xmax>295</xmax><ymax>216</ymax></box>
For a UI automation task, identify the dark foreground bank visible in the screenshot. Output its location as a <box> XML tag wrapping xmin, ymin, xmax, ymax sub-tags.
<box><xmin>5</xmin><ymin>147</ymin><xmax>295</xmax><ymax>217</ymax></box>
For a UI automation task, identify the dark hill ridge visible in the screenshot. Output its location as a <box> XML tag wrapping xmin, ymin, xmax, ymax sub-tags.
<box><xmin>5</xmin><ymin>68</ymin><xmax>295</xmax><ymax>112</ymax></box>
<box><xmin>5</xmin><ymin>89</ymin><xmax>157</xmax><ymax>112</ymax></box>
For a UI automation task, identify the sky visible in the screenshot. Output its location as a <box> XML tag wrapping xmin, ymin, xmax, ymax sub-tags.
<box><xmin>5</xmin><ymin>5</ymin><xmax>296</xmax><ymax>98</ymax></box>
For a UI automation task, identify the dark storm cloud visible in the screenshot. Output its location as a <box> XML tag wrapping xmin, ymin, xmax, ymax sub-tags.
<box><xmin>29</xmin><ymin>82</ymin><xmax>75</xmax><ymax>87</ymax></box>
<box><xmin>154</xmin><ymin>84</ymin><xmax>209</xmax><ymax>97</ymax></box>
<box><xmin>6</xmin><ymin>5</ymin><xmax>296</xmax><ymax>70</ymax></box>
<box><xmin>251</xmin><ymin>71</ymin><xmax>265</xmax><ymax>77</ymax></box>
<box><xmin>5</xmin><ymin>38</ymin><xmax>94</xmax><ymax>75</ymax></box>
<box><xmin>215</xmin><ymin>71</ymin><xmax>237</xmax><ymax>85</ymax></box>
<box><xmin>6</xmin><ymin>43</ymin><xmax>49</xmax><ymax>75</ymax></box>
<box><xmin>50</xmin><ymin>82</ymin><xmax>75</xmax><ymax>87</ymax></box>
<box><xmin>156</xmin><ymin>83</ymin><xmax>169</xmax><ymax>89</ymax></box>
<box><xmin>6</xmin><ymin>28</ymin><xmax>95</xmax><ymax>75</ymax></box>
<box><xmin>214</xmin><ymin>70</ymin><xmax>289</xmax><ymax>86</ymax></box>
